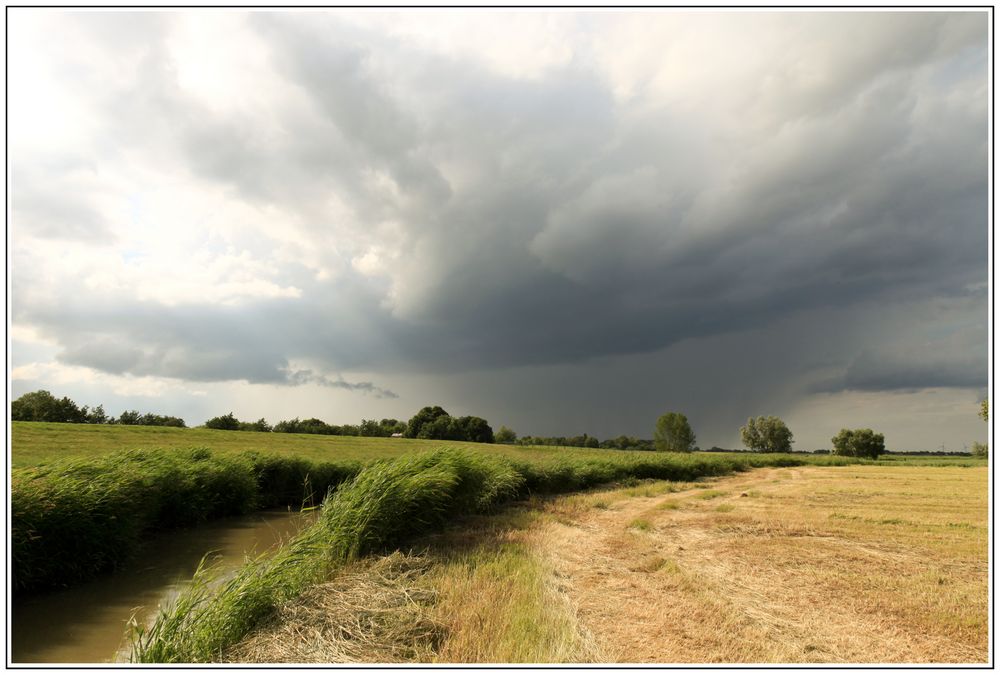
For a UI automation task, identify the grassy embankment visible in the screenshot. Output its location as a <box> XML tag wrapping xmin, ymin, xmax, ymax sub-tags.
<box><xmin>124</xmin><ymin>445</ymin><xmax>888</xmax><ymax>663</ymax></box>
<box><xmin>11</xmin><ymin>448</ymin><xmax>360</xmax><ymax>594</ymax></box>
<box><xmin>225</xmin><ymin>464</ymin><xmax>988</xmax><ymax>664</ymax></box>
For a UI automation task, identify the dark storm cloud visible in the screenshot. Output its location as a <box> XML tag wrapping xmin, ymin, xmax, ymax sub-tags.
<box><xmin>226</xmin><ymin>13</ymin><xmax>986</xmax><ymax>379</ymax></box>
<box><xmin>10</xmin><ymin>11</ymin><xmax>988</xmax><ymax>404</ymax></box>
<box><xmin>286</xmin><ymin>370</ymin><xmax>398</xmax><ymax>399</ymax></box>
<box><xmin>16</xmin><ymin>278</ymin><xmax>401</xmax><ymax>396</ymax></box>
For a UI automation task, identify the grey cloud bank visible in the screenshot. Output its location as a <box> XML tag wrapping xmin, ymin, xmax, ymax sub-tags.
<box><xmin>9</xmin><ymin>10</ymin><xmax>989</xmax><ymax>448</ymax></box>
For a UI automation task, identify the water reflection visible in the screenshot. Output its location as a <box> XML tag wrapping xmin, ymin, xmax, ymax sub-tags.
<box><xmin>12</xmin><ymin>510</ymin><xmax>315</xmax><ymax>664</ymax></box>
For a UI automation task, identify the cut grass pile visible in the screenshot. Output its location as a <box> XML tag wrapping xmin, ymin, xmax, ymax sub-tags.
<box><xmin>127</xmin><ymin>447</ymin><xmax>866</xmax><ymax>663</ymax></box>
<box><xmin>11</xmin><ymin>449</ymin><xmax>360</xmax><ymax>593</ymax></box>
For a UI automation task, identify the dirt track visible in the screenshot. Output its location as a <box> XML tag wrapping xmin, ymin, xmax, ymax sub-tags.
<box><xmin>532</xmin><ymin>467</ymin><xmax>988</xmax><ymax>664</ymax></box>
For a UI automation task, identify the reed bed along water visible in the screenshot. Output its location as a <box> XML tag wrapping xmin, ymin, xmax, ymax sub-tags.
<box><xmin>11</xmin><ymin>448</ymin><xmax>360</xmax><ymax>594</ymax></box>
<box><xmin>126</xmin><ymin>447</ymin><xmax>867</xmax><ymax>663</ymax></box>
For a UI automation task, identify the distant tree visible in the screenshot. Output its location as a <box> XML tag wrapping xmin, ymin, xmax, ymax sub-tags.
<box><xmin>11</xmin><ymin>390</ymin><xmax>86</xmax><ymax>423</ymax></box>
<box><xmin>205</xmin><ymin>412</ymin><xmax>240</xmax><ymax>431</ymax></box>
<box><xmin>495</xmin><ymin>426</ymin><xmax>517</xmax><ymax>444</ymax></box>
<box><xmin>302</xmin><ymin>418</ymin><xmax>335</xmax><ymax>434</ymax></box>
<box><xmin>379</xmin><ymin>418</ymin><xmax>406</xmax><ymax>436</ymax></box>
<box><xmin>238</xmin><ymin>418</ymin><xmax>271</xmax><ymax>432</ymax></box>
<box><xmin>359</xmin><ymin>418</ymin><xmax>382</xmax><ymax>437</ymax></box>
<box><xmin>972</xmin><ymin>401</ymin><xmax>989</xmax><ymax>458</ymax></box>
<box><xmin>417</xmin><ymin>415</ymin><xmax>462</xmax><ymax>440</ymax></box>
<box><xmin>86</xmin><ymin>404</ymin><xmax>108</xmax><ymax>425</ymax></box>
<box><xmin>831</xmin><ymin>428</ymin><xmax>885</xmax><ymax>459</ymax></box>
<box><xmin>456</xmin><ymin>416</ymin><xmax>494</xmax><ymax>444</ymax></box>
<box><xmin>139</xmin><ymin>413</ymin><xmax>186</xmax><ymax>428</ymax></box>
<box><xmin>405</xmin><ymin>406</ymin><xmax>450</xmax><ymax>438</ymax></box>
<box><xmin>654</xmin><ymin>412</ymin><xmax>696</xmax><ymax>452</ymax></box>
<box><xmin>117</xmin><ymin>410</ymin><xmax>143</xmax><ymax>426</ymax></box>
<box><xmin>740</xmin><ymin>416</ymin><xmax>794</xmax><ymax>453</ymax></box>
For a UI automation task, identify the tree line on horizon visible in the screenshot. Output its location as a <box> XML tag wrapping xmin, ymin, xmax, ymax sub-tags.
<box><xmin>11</xmin><ymin>390</ymin><xmax>185</xmax><ymax>427</ymax></box>
<box><xmin>10</xmin><ymin>390</ymin><xmax>988</xmax><ymax>456</ymax></box>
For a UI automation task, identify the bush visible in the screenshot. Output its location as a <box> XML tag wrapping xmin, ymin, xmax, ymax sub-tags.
<box><xmin>971</xmin><ymin>441</ymin><xmax>988</xmax><ymax>458</ymax></box>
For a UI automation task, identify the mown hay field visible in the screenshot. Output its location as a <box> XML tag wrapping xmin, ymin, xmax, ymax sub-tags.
<box><xmin>223</xmin><ymin>463</ymin><xmax>988</xmax><ymax>664</ymax></box>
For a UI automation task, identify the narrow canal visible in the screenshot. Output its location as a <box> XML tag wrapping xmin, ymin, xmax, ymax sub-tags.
<box><xmin>12</xmin><ymin>509</ymin><xmax>316</xmax><ymax>663</ymax></box>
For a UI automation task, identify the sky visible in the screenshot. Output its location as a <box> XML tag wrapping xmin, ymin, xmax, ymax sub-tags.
<box><xmin>8</xmin><ymin>9</ymin><xmax>990</xmax><ymax>451</ymax></box>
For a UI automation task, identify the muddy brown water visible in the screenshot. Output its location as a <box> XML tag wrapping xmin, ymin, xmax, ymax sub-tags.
<box><xmin>12</xmin><ymin>509</ymin><xmax>317</xmax><ymax>664</ymax></box>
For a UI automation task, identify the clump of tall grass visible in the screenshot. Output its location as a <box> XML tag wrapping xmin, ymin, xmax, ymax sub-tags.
<box><xmin>12</xmin><ymin>448</ymin><xmax>359</xmax><ymax>594</ymax></box>
<box><xmin>129</xmin><ymin>449</ymin><xmax>523</xmax><ymax>662</ymax></box>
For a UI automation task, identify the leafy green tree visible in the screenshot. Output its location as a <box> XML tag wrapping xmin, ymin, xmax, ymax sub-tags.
<box><xmin>11</xmin><ymin>390</ymin><xmax>86</xmax><ymax>423</ymax></box>
<box><xmin>204</xmin><ymin>412</ymin><xmax>240</xmax><ymax>431</ymax></box>
<box><xmin>831</xmin><ymin>428</ymin><xmax>885</xmax><ymax>459</ymax></box>
<box><xmin>140</xmin><ymin>413</ymin><xmax>186</xmax><ymax>428</ymax></box>
<box><xmin>654</xmin><ymin>412</ymin><xmax>696</xmax><ymax>452</ymax></box>
<box><xmin>972</xmin><ymin>401</ymin><xmax>989</xmax><ymax>457</ymax></box>
<box><xmin>417</xmin><ymin>415</ymin><xmax>462</xmax><ymax>440</ymax></box>
<box><xmin>239</xmin><ymin>418</ymin><xmax>271</xmax><ymax>432</ymax></box>
<box><xmin>379</xmin><ymin>418</ymin><xmax>406</xmax><ymax>435</ymax></box>
<box><xmin>117</xmin><ymin>410</ymin><xmax>143</xmax><ymax>425</ymax></box>
<box><xmin>740</xmin><ymin>416</ymin><xmax>794</xmax><ymax>453</ymax></box>
<box><xmin>456</xmin><ymin>416</ymin><xmax>494</xmax><ymax>444</ymax></box>
<box><xmin>359</xmin><ymin>418</ymin><xmax>382</xmax><ymax>437</ymax></box>
<box><xmin>86</xmin><ymin>404</ymin><xmax>108</xmax><ymax>424</ymax></box>
<box><xmin>495</xmin><ymin>426</ymin><xmax>517</xmax><ymax>444</ymax></box>
<box><xmin>405</xmin><ymin>406</ymin><xmax>450</xmax><ymax>438</ymax></box>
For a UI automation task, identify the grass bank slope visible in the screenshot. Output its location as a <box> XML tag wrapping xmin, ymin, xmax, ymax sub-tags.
<box><xmin>128</xmin><ymin>448</ymin><xmax>854</xmax><ymax>663</ymax></box>
<box><xmin>12</xmin><ymin>448</ymin><xmax>359</xmax><ymax>593</ymax></box>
